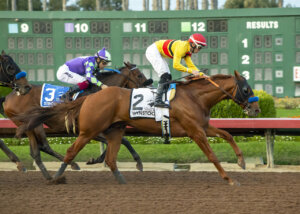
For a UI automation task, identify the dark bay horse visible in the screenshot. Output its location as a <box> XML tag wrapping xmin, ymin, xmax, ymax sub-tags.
<box><xmin>0</xmin><ymin>50</ymin><xmax>152</xmax><ymax>180</ymax></box>
<box><xmin>16</xmin><ymin>71</ymin><xmax>260</xmax><ymax>185</ymax></box>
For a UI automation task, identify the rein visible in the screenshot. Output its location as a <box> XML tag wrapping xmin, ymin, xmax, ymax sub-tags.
<box><xmin>205</xmin><ymin>77</ymin><xmax>242</xmax><ymax>105</ymax></box>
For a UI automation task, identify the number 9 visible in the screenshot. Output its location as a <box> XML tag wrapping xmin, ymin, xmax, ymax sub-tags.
<box><xmin>20</xmin><ymin>23</ymin><xmax>29</xmax><ymax>33</ymax></box>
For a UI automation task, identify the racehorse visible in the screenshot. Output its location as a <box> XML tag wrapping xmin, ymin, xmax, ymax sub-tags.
<box><xmin>0</xmin><ymin>50</ymin><xmax>152</xmax><ymax>180</ymax></box>
<box><xmin>16</xmin><ymin>71</ymin><xmax>260</xmax><ymax>185</ymax></box>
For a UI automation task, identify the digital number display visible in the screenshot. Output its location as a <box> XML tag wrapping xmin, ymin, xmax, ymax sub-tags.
<box><xmin>33</xmin><ymin>21</ymin><xmax>52</xmax><ymax>34</ymax></box>
<box><xmin>90</xmin><ymin>21</ymin><xmax>110</xmax><ymax>34</ymax></box>
<box><xmin>207</xmin><ymin>20</ymin><xmax>227</xmax><ymax>32</ymax></box>
<box><xmin>148</xmin><ymin>21</ymin><xmax>168</xmax><ymax>33</ymax></box>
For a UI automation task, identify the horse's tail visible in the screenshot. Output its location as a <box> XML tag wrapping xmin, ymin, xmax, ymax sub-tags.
<box><xmin>0</xmin><ymin>96</ymin><xmax>6</xmax><ymax>117</ymax></box>
<box><xmin>15</xmin><ymin>96</ymin><xmax>87</xmax><ymax>138</ymax></box>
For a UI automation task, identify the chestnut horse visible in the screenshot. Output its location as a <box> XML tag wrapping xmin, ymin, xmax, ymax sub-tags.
<box><xmin>0</xmin><ymin>50</ymin><xmax>152</xmax><ymax>180</ymax></box>
<box><xmin>16</xmin><ymin>71</ymin><xmax>260</xmax><ymax>185</ymax></box>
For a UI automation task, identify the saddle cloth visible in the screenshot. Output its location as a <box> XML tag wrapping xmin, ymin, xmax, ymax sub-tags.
<box><xmin>40</xmin><ymin>83</ymin><xmax>80</xmax><ymax>107</ymax></box>
<box><xmin>129</xmin><ymin>84</ymin><xmax>176</xmax><ymax>122</ymax></box>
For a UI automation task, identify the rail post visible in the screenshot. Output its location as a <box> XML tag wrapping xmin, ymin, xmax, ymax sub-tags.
<box><xmin>265</xmin><ymin>129</ymin><xmax>275</xmax><ymax>168</ymax></box>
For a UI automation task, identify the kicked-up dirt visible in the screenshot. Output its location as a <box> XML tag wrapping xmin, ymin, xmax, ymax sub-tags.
<box><xmin>0</xmin><ymin>171</ymin><xmax>299</xmax><ymax>214</ymax></box>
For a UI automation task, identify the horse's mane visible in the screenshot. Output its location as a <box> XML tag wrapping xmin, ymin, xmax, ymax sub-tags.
<box><xmin>175</xmin><ymin>74</ymin><xmax>233</xmax><ymax>86</ymax></box>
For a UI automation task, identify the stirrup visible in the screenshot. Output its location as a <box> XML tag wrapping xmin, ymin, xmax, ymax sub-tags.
<box><xmin>61</xmin><ymin>92</ymin><xmax>73</xmax><ymax>101</ymax></box>
<box><xmin>154</xmin><ymin>101</ymin><xmax>169</xmax><ymax>108</ymax></box>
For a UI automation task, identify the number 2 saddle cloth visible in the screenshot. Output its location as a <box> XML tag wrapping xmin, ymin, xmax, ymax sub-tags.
<box><xmin>129</xmin><ymin>84</ymin><xmax>176</xmax><ymax>138</ymax></box>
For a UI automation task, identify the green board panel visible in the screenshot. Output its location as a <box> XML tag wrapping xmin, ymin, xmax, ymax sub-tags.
<box><xmin>0</xmin><ymin>8</ymin><xmax>300</xmax><ymax>97</ymax></box>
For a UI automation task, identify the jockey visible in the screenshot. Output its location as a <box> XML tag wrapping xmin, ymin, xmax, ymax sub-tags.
<box><xmin>56</xmin><ymin>47</ymin><xmax>111</xmax><ymax>99</ymax></box>
<box><xmin>145</xmin><ymin>33</ymin><xmax>208</xmax><ymax>108</ymax></box>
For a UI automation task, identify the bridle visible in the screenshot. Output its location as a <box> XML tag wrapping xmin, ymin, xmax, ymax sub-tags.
<box><xmin>121</xmin><ymin>66</ymin><xmax>144</xmax><ymax>88</ymax></box>
<box><xmin>205</xmin><ymin>76</ymin><xmax>256</xmax><ymax>111</ymax></box>
<box><xmin>0</xmin><ymin>59</ymin><xmax>18</xmax><ymax>88</ymax></box>
<box><xmin>0</xmin><ymin>56</ymin><xmax>31</xmax><ymax>95</ymax></box>
<box><xmin>186</xmin><ymin>74</ymin><xmax>256</xmax><ymax>111</ymax></box>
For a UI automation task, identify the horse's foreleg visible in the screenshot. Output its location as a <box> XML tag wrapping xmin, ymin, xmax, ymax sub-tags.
<box><xmin>86</xmin><ymin>136</ymin><xmax>142</xmax><ymax>172</ymax></box>
<box><xmin>36</xmin><ymin>126</ymin><xmax>80</xmax><ymax>169</ymax></box>
<box><xmin>121</xmin><ymin>137</ymin><xmax>143</xmax><ymax>172</ymax></box>
<box><xmin>27</xmin><ymin>131</ymin><xmax>52</xmax><ymax>180</ymax></box>
<box><xmin>86</xmin><ymin>149</ymin><xmax>106</xmax><ymax>164</ymax></box>
<box><xmin>86</xmin><ymin>136</ymin><xmax>108</xmax><ymax>164</ymax></box>
<box><xmin>38</xmin><ymin>141</ymin><xmax>81</xmax><ymax>170</ymax></box>
<box><xmin>0</xmin><ymin>139</ymin><xmax>26</xmax><ymax>172</ymax></box>
<box><xmin>104</xmin><ymin>128</ymin><xmax>126</xmax><ymax>184</ymax></box>
<box><xmin>189</xmin><ymin>128</ymin><xmax>239</xmax><ymax>186</ymax></box>
<box><xmin>206</xmin><ymin>125</ymin><xmax>245</xmax><ymax>169</ymax></box>
<box><xmin>33</xmin><ymin>127</ymin><xmax>80</xmax><ymax>170</ymax></box>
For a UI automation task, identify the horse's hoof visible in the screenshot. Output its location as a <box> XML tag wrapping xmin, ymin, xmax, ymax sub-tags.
<box><xmin>229</xmin><ymin>180</ymin><xmax>241</xmax><ymax>186</ymax></box>
<box><xmin>71</xmin><ymin>163</ymin><xmax>80</xmax><ymax>170</ymax></box>
<box><xmin>48</xmin><ymin>176</ymin><xmax>67</xmax><ymax>185</ymax></box>
<box><xmin>113</xmin><ymin>170</ymin><xmax>127</xmax><ymax>184</ymax></box>
<box><xmin>238</xmin><ymin>158</ymin><xmax>246</xmax><ymax>170</ymax></box>
<box><xmin>118</xmin><ymin>179</ymin><xmax>127</xmax><ymax>184</ymax></box>
<box><xmin>86</xmin><ymin>158</ymin><xmax>95</xmax><ymax>165</ymax></box>
<box><xmin>16</xmin><ymin>162</ymin><xmax>27</xmax><ymax>172</ymax></box>
<box><xmin>136</xmin><ymin>162</ymin><xmax>143</xmax><ymax>172</ymax></box>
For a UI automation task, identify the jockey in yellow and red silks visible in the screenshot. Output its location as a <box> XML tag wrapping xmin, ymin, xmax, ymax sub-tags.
<box><xmin>145</xmin><ymin>33</ymin><xmax>208</xmax><ymax>108</ymax></box>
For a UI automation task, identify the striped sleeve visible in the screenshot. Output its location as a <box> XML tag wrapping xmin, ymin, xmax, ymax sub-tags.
<box><xmin>84</xmin><ymin>61</ymin><xmax>103</xmax><ymax>87</ymax></box>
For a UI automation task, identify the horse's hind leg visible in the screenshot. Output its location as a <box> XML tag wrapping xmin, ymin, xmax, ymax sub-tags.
<box><xmin>121</xmin><ymin>137</ymin><xmax>143</xmax><ymax>172</ymax></box>
<box><xmin>54</xmin><ymin>134</ymin><xmax>93</xmax><ymax>179</ymax></box>
<box><xmin>205</xmin><ymin>125</ymin><xmax>245</xmax><ymax>169</ymax></box>
<box><xmin>0</xmin><ymin>139</ymin><xmax>26</xmax><ymax>172</ymax></box>
<box><xmin>26</xmin><ymin>131</ymin><xmax>52</xmax><ymax>180</ymax></box>
<box><xmin>104</xmin><ymin>127</ymin><xmax>126</xmax><ymax>184</ymax></box>
<box><xmin>33</xmin><ymin>126</ymin><xmax>80</xmax><ymax>170</ymax></box>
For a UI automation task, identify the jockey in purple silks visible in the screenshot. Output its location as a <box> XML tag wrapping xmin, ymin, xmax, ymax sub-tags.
<box><xmin>56</xmin><ymin>47</ymin><xmax>111</xmax><ymax>99</ymax></box>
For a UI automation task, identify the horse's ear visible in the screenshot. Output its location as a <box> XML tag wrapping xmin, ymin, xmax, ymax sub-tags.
<box><xmin>234</xmin><ymin>70</ymin><xmax>242</xmax><ymax>80</ymax></box>
<box><xmin>1</xmin><ymin>50</ymin><xmax>5</xmax><ymax>56</ymax></box>
<box><xmin>124</xmin><ymin>61</ymin><xmax>132</xmax><ymax>68</ymax></box>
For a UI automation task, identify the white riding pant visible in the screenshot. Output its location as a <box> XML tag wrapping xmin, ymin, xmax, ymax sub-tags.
<box><xmin>145</xmin><ymin>43</ymin><xmax>170</xmax><ymax>78</ymax></box>
<box><xmin>56</xmin><ymin>64</ymin><xmax>86</xmax><ymax>85</ymax></box>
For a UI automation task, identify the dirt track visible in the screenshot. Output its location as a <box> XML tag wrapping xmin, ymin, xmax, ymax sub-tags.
<box><xmin>0</xmin><ymin>171</ymin><xmax>299</xmax><ymax>214</ymax></box>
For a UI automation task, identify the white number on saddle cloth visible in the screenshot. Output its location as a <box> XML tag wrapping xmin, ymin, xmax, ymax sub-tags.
<box><xmin>130</xmin><ymin>88</ymin><xmax>156</xmax><ymax>119</ymax></box>
<box><xmin>40</xmin><ymin>83</ymin><xmax>69</xmax><ymax>107</ymax></box>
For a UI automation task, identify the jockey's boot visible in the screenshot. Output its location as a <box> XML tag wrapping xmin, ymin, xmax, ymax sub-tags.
<box><xmin>154</xmin><ymin>73</ymin><xmax>172</xmax><ymax>108</ymax></box>
<box><xmin>61</xmin><ymin>81</ymin><xmax>90</xmax><ymax>101</ymax></box>
<box><xmin>61</xmin><ymin>85</ymin><xmax>81</xmax><ymax>101</ymax></box>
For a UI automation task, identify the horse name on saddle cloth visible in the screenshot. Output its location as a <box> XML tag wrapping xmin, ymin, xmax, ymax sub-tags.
<box><xmin>130</xmin><ymin>85</ymin><xmax>176</xmax><ymax>137</ymax></box>
<box><xmin>40</xmin><ymin>83</ymin><xmax>80</xmax><ymax>107</ymax></box>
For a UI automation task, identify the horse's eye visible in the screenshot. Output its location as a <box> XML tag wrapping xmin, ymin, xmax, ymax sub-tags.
<box><xmin>243</xmin><ymin>87</ymin><xmax>248</xmax><ymax>95</ymax></box>
<box><xmin>138</xmin><ymin>75</ymin><xmax>143</xmax><ymax>78</ymax></box>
